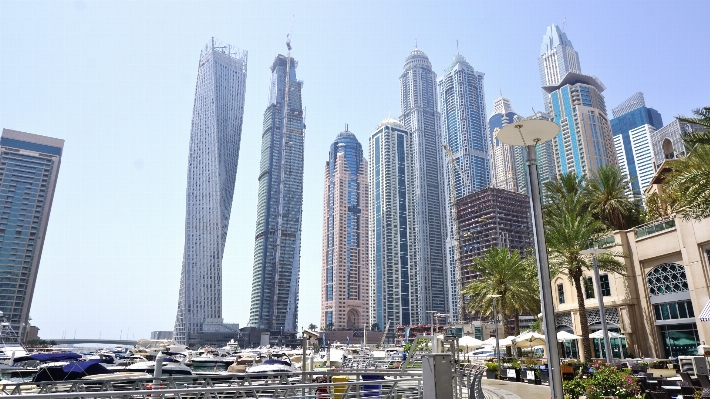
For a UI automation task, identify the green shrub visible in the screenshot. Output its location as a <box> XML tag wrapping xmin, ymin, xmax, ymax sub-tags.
<box><xmin>485</xmin><ymin>362</ymin><xmax>499</xmax><ymax>371</ymax></box>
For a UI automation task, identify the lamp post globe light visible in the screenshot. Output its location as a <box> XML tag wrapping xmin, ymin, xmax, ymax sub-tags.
<box><xmin>580</xmin><ymin>247</ymin><xmax>614</xmax><ymax>363</ymax></box>
<box><xmin>496</xmin><ymin>120</ymin><xmax>563</xmax><ymax>399</ymax></box>
<box><xmin>487</xmin><ymin>294</ymin><xmax>502</xmax><ymax>379</ymax></box>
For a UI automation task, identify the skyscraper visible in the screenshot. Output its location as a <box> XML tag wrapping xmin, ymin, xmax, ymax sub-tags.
<box><xmin>0</xmin><ymin>129</ymin><xmax>63</xmax><ymax>341</ymax></box>
<box><xmin>538</xmin><ymin>24</ymin><xmax>616</xmax><ymax>179</ymax></box>
<box><xmin>538</xmin><ymin>24</ymin><xmax>581</xmax><ymax>93</ymax></box>
<box><xmin>437</xmin><ymin>54</ymin><xmax>489</xmax><ymax>321</ymax></box>
<box><xmin>535</xmin><ymin>24</ymin><xmax>582</xmax><ymax>184</ymax></box>
<box><xmin>369</xmin><ymin>117</ymin><xmax>420</xmax><ymax>329</ymax></box>
<box><xmin>610</xmin><ymin>92</ymin><xmax>663</xmax><ymax>196</ymax></box>
<box><xmin>321</xmin><ymin>129</ymin><xmax>369</xmax><ymax>330</ymax></box>
<box><xmin>489</xmin><ymin>95</ymin><xmax>522</xmax><ymax>193</ymax></box>
<box><xmin>544</xmin><ymin>72</ymin><xmax>617</xmax><ymax>177</ymax></box>
<box><xmin>249</xmin><ymin>52</ymin><xmax>305</xmax><ymax>333</ymax></box>
<box><xmin>174</xmin><ymin>39</ymin><xmax>248</xmax><ymax>346</ymax></box>
<box><xmin>399</xmin><ymin>48</ymin><xmax>448</xmax><ymax>323</ymax></box>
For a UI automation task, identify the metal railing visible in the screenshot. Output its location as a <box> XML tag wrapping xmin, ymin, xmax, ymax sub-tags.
<box><xmin>1</xmin><ymin>369</ymin><xmax>424</xmax><ymax>398</ymax></box>
<box><xmin>636</xmin><ymin>217</ymin><xmax>676</xmax><ymax>239</ymax></box>
<box><xmin>456</xmin><ymin>363</ymin><xmax>487</xmax><ymax>399</ymax></box>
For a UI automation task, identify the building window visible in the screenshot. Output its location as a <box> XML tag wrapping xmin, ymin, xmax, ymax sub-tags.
<box><xmin>653</xmin><ymin>300</ymin><xmax>695</xmax><ymax>321</ymax></box>
<box><xmin>557</xmin><ymin>283</ymin><xmax>565</xmax><ymax>304</ymax></box>
<box><xmin>647</xmin><ymin>263</ymin><xmax>688</xmax><ymax>296</ymax></box>
<box><xmin>600</xmin><ymin>274</ymin><xmax>611</xmax><ymax>297</ymax></box>
<box><xmin>584</xmin><ymin>277</ymin><xmax>595</xmax><ymax>299</ymax></box>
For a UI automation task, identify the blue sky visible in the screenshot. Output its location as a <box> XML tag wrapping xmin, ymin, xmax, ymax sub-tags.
<box><xmin>1</xmin><ymin>0</ymin><xmax>708</xmax><ymax>340</ymax></box>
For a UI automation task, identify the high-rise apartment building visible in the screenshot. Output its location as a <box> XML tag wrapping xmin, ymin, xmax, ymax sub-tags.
<box><xmin>610</xmin><ymin>92</ymin><xmax>663</xmax><ymax>196</ymax></box>
<box><xmin>399</xmin><ymin>48</ymin><xmax>448</xmax><ymax>323</ymax></box>
<box><xmin>173</xmin><ymin>39</ymin><xmax>247</xmax><ymax>346</ymax></box>
<box><xmin>0</xmin><ymin>129</ymin><xmax>63</xmax><ymax>340</ymax></box>
<box><xmin>369</xmin><ymin>117</ymin><xmax>420</xmax><ymax>329</ymax></box>
<box><xmin>538</xmin><ymin>24</ymin><xmax>582</xmax><ymax>97</ymax></box>
<box><xmin>456</xmin><ymin>187</ymin><xmax>532</xmax><ymax>321</ymax></box>
<box><xmin>249</xmin><ymin>53</ymin><xmax>305</xmax><ymax>333</ymax></box>
<box><xmin>437</xmin><ymin>54</ymin><xmax>489</xmax><ymax>321</ymax></box>
<box><xmin>538</xmin><ymin>24</ymin><xmax>616</xmax><ymax>179</ymax></box>
<box><xmin>489</xmin><ymin>95</ymin><xmax>522</xmax><ymax>193</ymax></box>
<box><xmin>535</xmin><ymin>24</ymin><xmax>583</xmax><ymax>184</ymax></box>
<box><xmin>321</xmin><ymin>129</ymin><xmax>369</xmax><ymax>331</ymax></box>
<box><xmin>543</xmin><ymin>72</ymin><xmax>617</xmax><ymax>177</ymax></box>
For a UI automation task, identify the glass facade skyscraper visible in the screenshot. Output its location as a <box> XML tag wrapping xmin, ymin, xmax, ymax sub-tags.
<box><xmin>610</xmin><ymin>92</ymin><xmax>663</xmax><ymax>196</ymax></box>
<box><xmin>399</xmin><ymin>48</ymin><xmax>448</xmax><ymax>323</ymax></box>
<box><xmin>437</xmin><ymin>54</ymin><xmax>488</xmax><ymax>322</ymax></box>
<box><xmin>249</xmin><ymin>53</ymin><xmax>304</xmax><ymax>332</ymax></box>
<box><xmin>538</xmin><ymin>24</ymin><xmax>581</xmax><ymax>94</ymax></box>
<box><xmin>174</xmin><ymin>39</ymin><xmax>248</xmax><ymax>346</ymax></box>
<box><xmin>544</xmin><ymin>72</ymin><xmax>617</xmax><ymax>177</ymax></box>
<box><xmin>489</xmin><ymin>95</ymin><xmax>522</xmax><ymax>193</ymax></box>
<box><xmin>0</xmin><ymin>129</ymin><xmax>63</xmax><ymax>341</ymax></box>
<box><xmin>320</xmin><ymin>129</ymin><xmax>369</xmax><ymax>330</ymax></box>
<box><xmin>369</xmin><ymin>118</ymin><xmax>420</xmax><ymax>329</ymax></box>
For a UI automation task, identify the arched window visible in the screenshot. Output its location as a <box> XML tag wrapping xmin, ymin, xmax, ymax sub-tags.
<box><xmin>662</xmin><ymin>138</ymin><xmax>675</xmax><ymax>160</ymax></box>
<box><xmin>647</xmin><ymin>263</ymin><xmax>688</xmax><ymax>296</ymax></box>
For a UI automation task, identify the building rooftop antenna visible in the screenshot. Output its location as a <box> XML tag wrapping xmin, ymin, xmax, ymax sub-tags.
<box><xmin>456</xmin><ymin>40</ymin><xmax>459</xmax><ymax>55</ymax></box>
<box><xmin>562</xmin><ymin>17</ymin><xmax>566</xmax><ymax>32</ymax></box>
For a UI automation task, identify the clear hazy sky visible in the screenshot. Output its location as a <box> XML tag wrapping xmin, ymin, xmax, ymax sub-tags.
<box><xmin>1</xmin><ymin>0</ymin><xmax>708</xmax><ymax>340</ymax></box>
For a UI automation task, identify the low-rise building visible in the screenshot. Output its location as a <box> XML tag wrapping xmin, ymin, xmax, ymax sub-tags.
<box><xmin>552</xmin><ymin>164</ymin><xmax>710</xmax><ymax>359</ymax></box>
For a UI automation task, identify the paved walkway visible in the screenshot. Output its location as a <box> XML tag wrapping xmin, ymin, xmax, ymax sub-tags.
<box><xmin>482</xmin><ymin>378</ymin><xmax>551</xmax><ymax>399</ymax></box>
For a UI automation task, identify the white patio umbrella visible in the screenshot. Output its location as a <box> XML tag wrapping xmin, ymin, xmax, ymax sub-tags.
<box><xmin>588</xmin><ymin>330</ymin><xmax>624</xmax><ymax>339</ymax></box>
<box><xmin>459</xmin><ymin>336</ymin><xmax>484</xmax><ymax>348</ymax></box>
<box><xmin>513</xmin><ymin>331</ymin><xmax>546</xmax><ymax>348</ymax></box>
<box><xmin>481</xmin><ymin>337</ymin><xmax>498</xmax><ymax>346</ymax></box>
<box><xmin>557</xmin><ymin>331</ymin><xmax>582</xmax><ymax>342</ymax></box>
<box><xmin>498</xmin><ymin>336</ymin><xmax>517</xmax><ymax>346</ymax></box>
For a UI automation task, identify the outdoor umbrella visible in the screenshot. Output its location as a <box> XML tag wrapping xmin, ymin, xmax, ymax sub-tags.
<box><xmin>556</xmin><ymin>331</ymin><xmax>582</xmax><ymax>342</ymax></box>
<box><xmin>588</xmin><ymin>330</ymin><xmax>624</xmax><ymax>339</ymax></box>
<box><xmin>459</xmin><ymin>336</ymin><xmax>484</xmax><ymax>348</ymax></box>
<box><xmin>482</xmin><ymin>337</ymin><xmax>498</xmax><ymax>346</ymax></box>
<box><xmin>513</xmin><ymin>331</ymin><xmax>546</xmax><ymax>349</ymax></box>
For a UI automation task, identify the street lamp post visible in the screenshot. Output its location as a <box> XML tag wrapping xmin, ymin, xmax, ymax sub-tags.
<box><xmin>580</xmin><ymin>247</ymin><xmax>614</xmax><ymax>363</ymax></box>
<box><xmin>487</xmin><ymin>294</ymin><xmax>502</xmax><ymax>378</ymax></box>
<box><xmin>497</xmin><ymin>120</ymin><xmax>563</xmax><ymax>399</ymax></box>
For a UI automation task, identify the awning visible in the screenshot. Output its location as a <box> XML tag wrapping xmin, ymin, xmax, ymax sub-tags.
<box><xmin>699</xmin><ymin>300</ymin><xmax>710</xmax><ymax>322</ymax></box>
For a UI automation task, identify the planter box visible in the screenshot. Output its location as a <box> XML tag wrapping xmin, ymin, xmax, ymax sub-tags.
<box><xmin>540</xmin><ymin>369</ymin><xmax>549</xmax><ymax>385</ymax></box>
<box><xmin>647</xmin><ymin>368</ymin><xmax>676</xmax><ymax>378</ymax></box>
<box><xmin>486</xmin><ymin>370</ymin><xmax>498</xmax><ymax>380</ymax></box>
<box><xmin>524</xmin><ymin>369</ymin><xmax>541</xmax><ymax>385</ymax></box>
<box><xmin>503</xmin><ymin>367</ymin><xmax>521</xmax><ymax>382</ymax></box>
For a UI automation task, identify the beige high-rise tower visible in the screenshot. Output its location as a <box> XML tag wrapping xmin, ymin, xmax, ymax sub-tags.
<box><xmin>320</xmin><ymin>129</ymin><xmax>369</xmax><ymax>330</ymax></box>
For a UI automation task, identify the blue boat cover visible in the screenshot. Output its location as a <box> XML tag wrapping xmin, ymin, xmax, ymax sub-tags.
<box><xmin>62</xmin><ymin>360</ymin><xmax>113</xmax><ymax>373</ymax></box>
<box><xmin>15</xmin><ymin>353</ymin><xmax>82</xmax><ymax>362</ymax></box>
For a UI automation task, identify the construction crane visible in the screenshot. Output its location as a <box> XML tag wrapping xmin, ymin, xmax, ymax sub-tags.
<box><xmin>379</xmin><ymin>320</ymin><xmax>391</xmax><ymax>346</ymax></box>
<box><xmin>443</xmin><ymin>144</ymin><xmax>465</xmax><ymax>322</ymax></box>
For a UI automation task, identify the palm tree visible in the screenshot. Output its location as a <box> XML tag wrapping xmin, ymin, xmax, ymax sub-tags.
<box><xmin>663</xmin><ymin>107</ymin><xmax>710</xmax><ymax>220</ymax></box>
<box><xmin>543</xmin><ymin>176</ymin><xmax>626</xmax><ymax>361</ymax></box>
<box><xmin>462</xmin><ymin>247</ymin><xmax>539</xmax><ymax>338</ymax></box>
<box><xmin>584</xmin><ymin>165</ymin><xmax>643</xmax><ymax>230</ymax></box>
<box><xmin>677</xmin><ymin>107</ymin><xmax>710</xmax><ymax>147</ymax></box>
<box><xmin>308</xmin><ymin>323</ymin><xmax>318</xmax><ymax>331</ymax></box>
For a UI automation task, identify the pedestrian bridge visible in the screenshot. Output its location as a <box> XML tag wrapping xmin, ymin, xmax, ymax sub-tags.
<box><xmin>46</xmin><ymin>339</ymin><xmax>138</xmax><ymax>346</ymax></box>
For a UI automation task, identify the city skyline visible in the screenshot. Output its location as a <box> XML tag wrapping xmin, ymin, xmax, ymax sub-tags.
<box><xmin>1</xmin><ymin>1</ymin><xmax>707</xmax><ymax>338</ymax></box>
